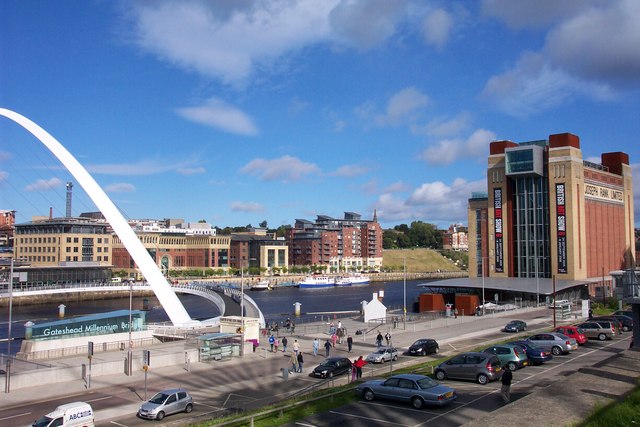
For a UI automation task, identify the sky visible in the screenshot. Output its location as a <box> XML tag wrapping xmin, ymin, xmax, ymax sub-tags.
<box><xmin>1</xmin><ymin>0</ymin><xmax>639</xmax><ymax>230</ymax></box>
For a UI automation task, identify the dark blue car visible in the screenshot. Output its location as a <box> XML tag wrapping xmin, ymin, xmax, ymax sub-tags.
<box><xmin>508</xmin><ymin>341</ymin><xmax>553</xmax><ymax>365</ymax></box>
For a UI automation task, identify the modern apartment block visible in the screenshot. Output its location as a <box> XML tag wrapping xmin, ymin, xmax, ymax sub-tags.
<box><xmin>468</xmin><ymin>133</ymin><xmax>635</xmax><ymax>287</ymax></box>
<box><xmin>286</xmin><ymin>211</ymin><xmax>383</xmax><ymax>271</ymax></box>
<box><xmin>229</xmin><ymin>228</ymin><xmax>288</xmax><ymax>274</ymax></box>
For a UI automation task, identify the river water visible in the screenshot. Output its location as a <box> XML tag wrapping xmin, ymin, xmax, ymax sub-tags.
<box><xmin>0</xmin><ymin>279</ymin><xmax>431</xmax><ymax>354</ymax></box>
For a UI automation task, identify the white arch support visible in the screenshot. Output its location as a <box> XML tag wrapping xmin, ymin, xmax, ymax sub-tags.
<box><xmin>1</xmin><ymin>108</ymin><xmax>195</xmax><ymax>326</ymax></box>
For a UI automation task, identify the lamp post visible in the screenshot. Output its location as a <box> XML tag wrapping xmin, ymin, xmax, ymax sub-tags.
<box><xmin>535</xmin><ymin>257</ymin><xmax>540</xmax><ymax>307</ymax></box>
<box><xmin>127</xmin><ymin>278</ymin><xmax>133</xmax><ymax>376</ymax></box>
<box><xmin>240</xmin><ymin>262</ymin><xmax>245</xmax><ymax>356</ymax></box>
<box><xmin>403</xmin><ymin>257</ymin><xmax>407</xmax><ymax>329</ymax></box>
<box><xmin>481</xmin><ymin>257</ymin><xmax>485</xmax><ymax>316</ymax></box>
<box><xmin>5</xmin><ymin>256</ymin><xmax>14</xmax><ymax>393</ymax></box>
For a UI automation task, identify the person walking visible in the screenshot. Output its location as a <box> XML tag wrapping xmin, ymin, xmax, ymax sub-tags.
<box><xmin>268</xmin><ymin>334</ymin><xmax>275</xmax><ymax>352</ymax></box>
<box><xmin>324</xmin><ymin>339</ymin><xmax>332</xmax><ymax>357</ymax></box>
<box><xmin>293</xmin><ymin>339</ymin><xmax>300</xmax><ymax>356</ymax></box>
<box><xmin>384</xmin><ymin>332</ymin><xmax>391</xmax><ymax>346</ymax></box>
<box><xmin>501</xmin><ymin>369</ymin><xmax>513</xmax><ymax>403</ymax></box>
<box><xmin>355</xmin><ymin>356</ymin><xmax>367</xmax><ymax>379</ymax></box>
<box><xmin>331</xmin><ymin>332</ymin><xmax>337</xmax><ymax>347</ymax></box>
<box><xmin>376</xmin><ymin>331</ymin><xmax>383</xmax><ymax>348</ymax></box>
<box><xmin>282</xmin><ymin>336</ymin><xmax>288</xmax><ymax>353</ymax></box>
<box><xmin>313</xmin><ymin>338</ymin><xmax>319</xmax><ymax>356</ymax></box>
<box><xmin>347</xmin><ymin>335</ymin><xmax>353</xmax><ymax>352</ymax></box>
<box><xmin>274</xmin><ymin>338</ymin><xmax>280</xmax><ymax>353</ymax></box>
<box><xmin>289</xmin><ymin>352</ymin><xmax>298</xmax><ymax>374</ymax></box>
<box><xmin>297</xmin><ymin>351</ymin><xmax>304</xmax><ymax>373</ymax></box>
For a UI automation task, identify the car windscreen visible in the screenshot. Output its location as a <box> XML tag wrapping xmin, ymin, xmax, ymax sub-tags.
<box><xmin>319</xmin><ymin>360</ymin><xmax>336</xmax><ymax>367</ymax></box>
<box><xmin>149</xmin><ymin>393</ymin><xmax>170</xmax><ymax>404</ymax></box>
<box><xmin>32</xmin><ymin>416</ymin><xmax>55</xmax><ymax>427</ymax></box>
<box><xmin>417</xmin><ymin>377</ymin><xmax>438</xmax><ymax>389</ymax></box>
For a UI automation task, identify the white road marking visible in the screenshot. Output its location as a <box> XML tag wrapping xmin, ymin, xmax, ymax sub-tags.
<box><xmin>329</xmin><ymin>409</ymin><xmax>410</xmax><ymax>425</ymax></box>
<box><xmin>109</xmin><ymin>421</ymin><xmax>129</xmax><ymax>426</ymax></box>
<box><xmin>0</xmin><ymin>412</ymin><xmax>31</xmax><ymax>421</ymax></box>
<box><xmin>86</xmin><ymin>395</ymin><xmax>113</xmax><ymax>403</ymax></box>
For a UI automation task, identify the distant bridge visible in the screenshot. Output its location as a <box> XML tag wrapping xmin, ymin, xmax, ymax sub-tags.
<box><xmin>0</xmin><ymin>281</ymin><xmax>264</xmax><ymax>327</ymax></box>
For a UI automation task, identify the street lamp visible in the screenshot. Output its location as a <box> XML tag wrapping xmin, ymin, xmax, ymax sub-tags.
<box><xmin>127</xmin><ymin>278</ymin><xmax>133</xmax><ymax>376</ymax></box>
<box><xmin>5</xmin><ymin>256</ymin><xmax>14</xmax><ymax>393</ymax></box>
<box><xmin>240</xmin><ymin>262</ymin><xmax>245</xmax><ymax>356</ymax></box>
<box><xmin>481</xmin><ymin>257</ymin><xmax>485</xmax><ymax>316</ymax></box>
<box><xmin>403</xmin><ymin>257</ymin><xmax>407</xmax><ymax>329</ymax></box>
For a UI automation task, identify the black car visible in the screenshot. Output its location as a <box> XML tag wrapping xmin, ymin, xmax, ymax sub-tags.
<box><xmin>502</xmin><ymin>320</ymin><xmax>527</xmax><ymax>332</ymax></box>
<box><xmin>596</xmin><ymin>315</ymin><xmax>633</xmax><ymax>332</ymax></box>
<box><xmin>311</xmin><ymin>357</ymin><xmax>352</xmax><ymax>379</ymax></box>
<box><xmin>408</xmin><ymin>338</ymin><xmax>439</xmax><ymax>356</ymax></box>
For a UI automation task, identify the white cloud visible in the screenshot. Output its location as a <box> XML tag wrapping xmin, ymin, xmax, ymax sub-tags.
<box><xmin>104</xmin><ymin>183</ymin><xmax>135</xmax><ymax>193</ymax></box>
<box><xmin>374</xmin><ymin>177</ymin><xmax>486</xmax><ymax>225</ymax></box>
<box><xmin>421</xmin><ymin>128</ymin><xmax>496</xmax><ymax>165</ymax></box>
<box><xmin>411</xmin><ymin>111</ymin><xmax>472</xmax><ymax>137</ymax></box>
<box><xmin>231</xmin><ymin>201</ymin><xmax>266</xmax><ymax>213</ymax></box>
<box><xmin>25</xmin><ymin>177</ymin><xmax>63</xmax><ymax>192</ymax></box>
<box><xmin>422</xmin><ymin>8</ymin><xmax>453</xmax><ymax>50</ymax></box>
<box><xmin>481</xmin><ymin>0</ymin><xmax>587</xmax><ymax>30</ymax></box>
<box><xmin>376</xmin><ymin>87</ymin><xmax>430</xmax><ymax>126</ymax></box>
<box><xmin>176</xmin><ymin>167</ymin><xmax>206</xmax><ymax>175</ymax></box>
<box><xmin>176</xmin><ymin>98</ymin><xmax>258</xmax><ymax>136</ymax></box>
<box><xmin>239</xmin><ymin>155</ymin><xmax>320</xmax><ymax>182</ymax></box>
<box><xmin>383</xmin><ymin>181</ymin><xmax>411</xmax><ymax>193</ymax></box>
<box><xmin>330</xmin><ymin>164</ymin><xmax>369</xmax><ymax>178</ymax></box>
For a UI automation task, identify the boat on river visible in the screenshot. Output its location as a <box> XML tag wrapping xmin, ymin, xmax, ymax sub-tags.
<box><xmin>334</xmin><ymin>273</ymin><xmax>370</xmax><ymax>286</ymax></box>
<box><xmin>298</xmin><ymin>275</ymin><xmax>334</xmax><ymax>289</ymax></box>
<box><xmin>250</xmin><ymin>279</ymin><xmax>272</xmax><ymax>291</ymax></box>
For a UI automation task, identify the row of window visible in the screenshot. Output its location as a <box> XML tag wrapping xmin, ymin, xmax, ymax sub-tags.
<box><xmin>22</xmin><ymin>255</ymin><xmax>109</xmax><ymax>262</ymax></box>
<box><xmin>17</xmin><ymin>236</ymin><xmax>110</xmax><ymax>244</ymax></box>
<box><xmin>17</xmin><ymin>246</ymin><xmax>109</xmax><ymax>253</ymax></box>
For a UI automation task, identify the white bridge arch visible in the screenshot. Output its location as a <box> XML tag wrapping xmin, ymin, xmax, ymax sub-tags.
<box><xmin>0</xmin><ymin>108</ymin><xmax>196</xmax><ymax>325</ymax></box>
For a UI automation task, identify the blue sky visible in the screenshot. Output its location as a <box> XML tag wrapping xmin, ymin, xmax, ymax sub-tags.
<box><xmin>1</xmin><ymin>0</ymin><xmax>639</xmax><ymax>229</ymax></box>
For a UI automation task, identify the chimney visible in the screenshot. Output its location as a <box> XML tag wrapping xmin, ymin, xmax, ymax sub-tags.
<box><xmin>49</xmin><ymin>207</ymin><xmax>53</xmax><ymax>219</ymax></box>
<box><xmin>66</xmin><ymin>182</ymin><xmax>73</xmax><ymax>217</ymax></box>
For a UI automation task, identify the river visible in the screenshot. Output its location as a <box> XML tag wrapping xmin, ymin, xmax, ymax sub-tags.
<box><xmin>0</xmin><ymin>279</ymin><xmax>433</xmax><ymax>354</ymax></box>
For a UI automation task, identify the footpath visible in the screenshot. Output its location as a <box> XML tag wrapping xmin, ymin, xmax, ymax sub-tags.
<box><xmin>1</xmin><ymin>307</ymin><xmax>637</xmax><ymax>426</ymax></box>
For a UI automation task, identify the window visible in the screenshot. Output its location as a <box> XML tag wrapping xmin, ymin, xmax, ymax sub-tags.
<box><xmin>398</xmin><ymin>379</ymin><xmax>416</xmax><ymax>389</ymax></box>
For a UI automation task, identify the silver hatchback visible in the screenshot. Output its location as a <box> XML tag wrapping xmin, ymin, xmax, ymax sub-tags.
<box><xmin>138</xmin><ymin>388</ymin><xmax>193</xmax><ymax>421</ymax></box>
<box><xmin>526</xmin><ymin>332</ymin><xmax>578</xmax><ymax>355</ymax></box>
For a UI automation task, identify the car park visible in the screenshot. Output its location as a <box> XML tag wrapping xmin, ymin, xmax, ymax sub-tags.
<box><xmin>311</xmin><ymin>357</ymin><xmax>352</xmax><ymax>378</ymax></box>
<box><xmin>502</xmin><ymin>320</ymin><xmax>527</xmax><ymax>332</ymax></box>
<box><xmin>483</xmin><ymin>343</ymin><xmax>529</xmax><ymax>371</ymax></box>
<box><xmin>365</xmin><ymin>346</ymin><xmax>398</xmax><ymax>363</ymax></box>
<box><xmin>434</xmin><ymin>352</ymin><xmax>502</xmax><ymax>385</ymax></box>
<box><xmin>138</xmin><ymin>388</ymin><xmax>193</xmax><ymax>421</ymax></box>
<box><xmin>576</xmin><ymin>321</ymin><xmax>614</xmax><ymax>341</ymax></box>
<box><xmin>526</xmin><ymin>333</ymin><xmax>578</xmax><ymax>355</ymax></box>
<box><xmin>355</xmin><ymin>373</ymin><xmax>457</xmax><ymax>409</ymax></box>
<box><xmin>508</xmin><ymin>341</ymin><xmax>553</xmax><ymax>365</ymax></box>
<box><xmin>408</xmin><ymin>338</ymin><xmax>439</xmax><ymax>356</ymax></box>
<box><xmin>553</xmin><ymin>326</ymin><xmax>588</xmax><ymax>345</ymax></box>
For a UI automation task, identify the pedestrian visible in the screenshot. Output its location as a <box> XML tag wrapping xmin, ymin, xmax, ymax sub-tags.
<box><xmin>331</xmin><ymin>332</ymin><xmax>337</xmax><ymax>347</ymax></box>
<box><xmin>351</xmin><ymin>360</ymin><xmax>357</xmax><ymax>382</ymax></box>
<box><xmin>289</xmin><ymin>352</ymin><xmax>298</xmax><ymax>374</ymax></box>
<box><xmin>293</xmin><ymin>339</ymin><xmax>300</xmax><ymax>355</ymax></box>
<box><xmin>384</xmin><ymin>332</ymin><xmax>391</xmax><ymax>346</ymax></box>
<box><xmin>297</xmin><ymin>351</ymin><xmax>304</xmax><ymax>373</ymax></box>
<box><xmin>376</xmin><ymin>331</ymin><xmax>383</xmax><ymax>348</ymax></box>
<box><xmin>268</xmin><ymin>334</ymin><xmax>275</xmax><ymax>352</ymax></box>
<box><xmin>313</xmin><ymin>338</ymin><xmax>319</xmax><ymax>356</ymax></box>
<box><xmin>588</xmin><ymin>308</ymin><xmax>593</xmax><ymax>319</ymax></box>
<box><xmin>338</xmin><ymin>320</ymin><xmax>342</xmax><ymax>330</ymax></box>
<box><xmin>454</xmin><ymin>308</ymin><xmax>458</xmax><ymax>319</ymax></box>
<box><xmin>324</xmin><ymin>339</ymin><xmax>332</xmax><ymax>357</ymax></box>
<box><xmin>501</xmin><ymin>369</ymin><xmax>513</xmax><ymax>403</ymax></box>
<box><xmin>355</xmin><ymin>356</ymin><xmax>367</xmax><ymax>379</ymax></box>
<box><xmin>347</xmin><ymin>335</ymin><xmax>353</xmax><ymax>352</ymax></box>
<box><xmin>274</xmin><ymin>338</ymin><xmax>280</xmax><ymax>352</ymax></box>
<box><xmin>282</xmin><ymin>336</ymin><xmax>288</xmax><ymax>353</ymax></box>
<box><xmin>291</xmin><ymin>321</ymin><xmax>296</xmax><ymax>333</ymax></box>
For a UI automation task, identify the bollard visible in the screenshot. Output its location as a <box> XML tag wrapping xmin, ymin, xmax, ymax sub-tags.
<box><xmin>281</xmin><ymin>367</ymin><xmax>289</xmax><ymax>379</ymax></box>
<box><xmin>58</xmin><ymin>304</ymin><xmax>66</xmax><ymax>318</ymax></box>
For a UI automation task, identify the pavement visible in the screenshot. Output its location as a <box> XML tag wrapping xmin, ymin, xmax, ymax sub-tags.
<box><xmin>1</xmin><ymin>306</ymin><xmax>638</xmax><ymax>426</ymax></box>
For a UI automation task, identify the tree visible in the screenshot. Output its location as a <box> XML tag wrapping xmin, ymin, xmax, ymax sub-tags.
<box><xmin>259</xmin><ymin>220</ymin><xmax>268</xmax><ymax>228</ymax></box>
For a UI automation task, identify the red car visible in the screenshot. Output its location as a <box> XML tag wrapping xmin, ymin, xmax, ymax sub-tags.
<box><xmin>554</xmin><ymin>326</ymin><xmax>588</xmax><ymax>345</ymax></box>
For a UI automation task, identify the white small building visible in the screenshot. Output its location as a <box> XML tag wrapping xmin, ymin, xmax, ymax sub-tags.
<box><xmin>363</xmin><ymin>293</ymin><xmax>387</xmax><ymax>323</ymax></box>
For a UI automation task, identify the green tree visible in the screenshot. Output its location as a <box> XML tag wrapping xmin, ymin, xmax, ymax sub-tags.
<box><xmin>259</xmin><ymin>220</ymin><xmax>268</xmax><ymax>228</ymax></box>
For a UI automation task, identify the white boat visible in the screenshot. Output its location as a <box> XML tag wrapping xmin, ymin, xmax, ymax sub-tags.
<box><xmin>250</xmin><ymin>279</ymin><xmax>271</xmax><ymax>291</ymax></box>
<box><xmin>298</xmin><ymin>275</ymin><xmax>335</xmax><ymax>289</ymax></box>
<box><xmin>334</xmin><ymin>273</ymin><xmax>370</xmax><ymax>286</ymax></box>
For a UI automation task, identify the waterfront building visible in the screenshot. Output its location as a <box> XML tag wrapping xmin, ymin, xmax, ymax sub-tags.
<box><xmin>0</xmin><ymin>209</ymin><xmax>15</xmax><ymax>248</ymax></box>
<box><xmin>286</xmin><ymin>211</ymin><xmax>383</xmax><ymax>272</ymax></box>
<box><xmin>111</xmin><ymin>219</ymin><xmax>230</xmax><ymax>278</ymax></box>
<box><xmin>229</xmin><ymin>228</ymin><xmax>288</xmax><ymax>275</ymax></box>
<box><xmin>442</xmin><ymin>224</ymin><xmax>468</xmax><ymax>251</ymax></box>
<box><xmin>468</xmin><ymin>132</ymin><xmax>635</xmax><ymax>296</ymax></box>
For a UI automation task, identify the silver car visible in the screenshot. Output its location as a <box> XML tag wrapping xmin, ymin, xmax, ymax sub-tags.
<box><xmin>365</xmin><ymin>346</ymin><xmax>399</xmax><ymax>363</ymax></box>
<box><xmin>526</xmin><ymin>332</ymin><xmax>578</xmax><ymax>355</ymax></box>
<box><xmin>138</xmin><ymin>388</ymin><xmax>193</xmax><ymax>421</ymax></box>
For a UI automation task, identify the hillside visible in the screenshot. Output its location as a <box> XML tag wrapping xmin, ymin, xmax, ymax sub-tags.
<box><xmin>382</xmin><ymin>248</ymin><xmax>463</xmax><ymax>273</ymax></box>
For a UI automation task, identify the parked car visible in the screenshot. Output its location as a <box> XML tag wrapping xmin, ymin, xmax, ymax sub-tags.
<box><xmin>508</xmin><ymin>341</ymin><xmax>553</xmax><ymax>365</ymax></box>
<box><xmin>526</xmin><ymin>333</ymin><xmax>578</xmax><ymax>355</ymax></box>
<box><xmin>554</xmin><ymin>325</ymin><xmax>588</xmax><ymax>345</ymax></box>
<box><xmin>138</xmin><ymin>388</ymin><xmax>193</xmax><ymax>421</ymax></box>
<box><xmin>366</xmin><ymin>346</ymin><xmax>399</xmax><ymax>363</ymax></box>
<box><xmin>311</xmin><ymin>357</ymin><xmax>352</xmax><ymax>379</ymax></box>
<box><xmin>576</xmin><ymin>321</ymin><xmax>614</xmax><ymax>341</ymax></box>
<box><xmin>502</xmin><ymin>320</ymin><xmax>527</xmax><ymax>332</ymax></box>
<box><xmin>355</xmin><ymin>373</ymin><xmax>457</xmax><ymax>409</ymax></box>
<box><xmin>408</xmin><ymin>338</ymin><xmax>439</xmax><ymax>356</ymax></box>
<box><xmin>594</xmin><ymin>315</ymin><xmax>631</xmax><ymax>332</ymax></box>
<box><xmin>483</xmin><ymin>344</ymin><xmax>529</xmax><ymax>371</ymax></box>
<box><xmin>588</xmin><ymin>319</ymin><xmax>618</xmax><ymax>336</ymax></box>
<box><xmin>612</xmin><ymin>310</ymin><xmax>632</xmax><ymax>318</ymax></box>
<box><xmin>434</xmin><ymin>352</ymin><xmax>502</xmax><ymax>385</ymax></box>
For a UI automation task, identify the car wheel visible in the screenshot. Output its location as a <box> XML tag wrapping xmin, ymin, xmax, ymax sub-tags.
<box><xmin>392</xmin><ymin>355</ymin><xmax>398</xmax><ymax>361</ymax></box>
<box><xmin>328</xmin><ymin>371</ymin><xmax>334</xmax><ymax>378</ymax></box>
<box><xmin>434</xmin><ymin>346</ymin><xmax>439</xmax><ymax>354</ymax></box>
<box><xmin>598</xmin><ymin>333</ymin><xmax>607</xmax><ymax>341</ymax></box>
<box><xmin>435</xmin><ymin>370</ymin><xmax>446</xmax><ymax>381</ymax></box>
<box><xmin>477</xmin><ymin>374</ymin><xmax>489</xmax><ymax>385</ymax></box>
<box><xmin>184</xmin><ymin>403</ymin><xmax>193</xmax><ymax>413</ymax></box>
<box><xmin>420</xmin><ymin>349</ymin><xmax>425</xmax><ymax>356</ymax></box>
<box><xmin>551</xmin><ymin>346</ymin><xmax>562</xmax><ymax>356</ymax></box>
<box><xmin>363</xmin><ymin>389</ymin><xmax>375</xmax><ymax>401</ymax></box>
<box><xmin>156</xmin><ymin>411</ymin><xmax>165</xmax><ymax>421</ymax></box>
<box><xmin>623</xmin><ymin>326</ymin><xmax>630</xmax><ymax>332</ymax></box>
<box><xmin>411</xmin><ymin>396</ymin><xmax>425</xmax><ymax>409</ymax></box>
<box><xmin>507</xmin><ymin>362</ymin><xmax>518</xmax><ymax>372</ymax></box>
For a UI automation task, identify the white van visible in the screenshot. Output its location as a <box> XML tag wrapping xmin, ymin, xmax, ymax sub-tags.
<box><xmin>110</xmin><ymin>277</ymin><xmax>122</xmax><ymax>283</ymax></box>
<box><xmin>32</xmin><ymin>402</ymin><xmax>94</xmax><ymax>427</ymax></box>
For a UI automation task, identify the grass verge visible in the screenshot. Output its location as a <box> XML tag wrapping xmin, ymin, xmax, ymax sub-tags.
<box><xmin>575</xmin><ymin>384</ymin><xmax>640</xmax><ymax>427</ymax></box>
